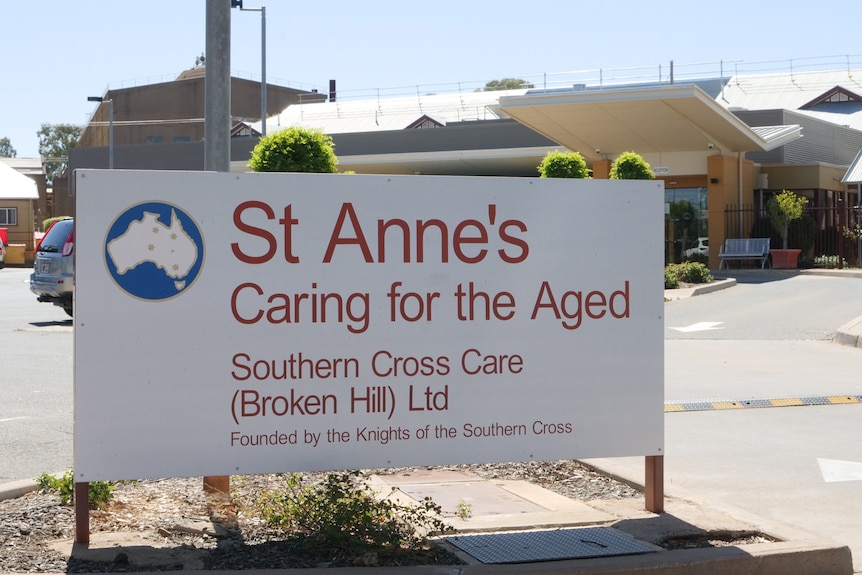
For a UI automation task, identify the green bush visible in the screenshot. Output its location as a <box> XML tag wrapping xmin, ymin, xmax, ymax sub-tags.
<box><xmin>664</xmin><ymin>267</ymin><xmax>680</xmax><ymax>289</ymax></box>
<box><xmin>665</xmin><ymin>262</ymin><xmax>713</xmax><ymax>288</ymax></box>
<box><xmin>537</xmin><ymin>150</ymin><xmax>590</xmax><ymax>178</ymax></box>
<box><xmin>35</xmin><ymin>469</ymin><xmax>114</xmax><ymax>509</ymax></box>
<box><xmin>248</xmin><ymin>126</ymin><xmax>338</xmax><ymax>173</ymax></box>
<box><xmin>683</xmin><ymin>252</ymin><xmax>709</xmax><ymax>266</ymax></box>
<box><xmin>609</xmin><ymin>151</ymin><xmax>654</xmax><ymax>180</ymax></box>
<box><xmin>249</xmin><ymin>472</ymin><xmax>452</xmax><ymax>564</ymax></box>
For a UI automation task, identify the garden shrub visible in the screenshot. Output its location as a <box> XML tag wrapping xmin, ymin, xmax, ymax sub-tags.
<box><xmin>664</xmin><ymin>267</ymin><xmax>680</xmax><ymax>289</ymax></box>
<box><xmin>249</xmin><ymin>472</ymin><xmax>452</xmax><ymax>564</ymax></box>
<box><xmin>665</xmin><ymin>262</ymin><xmax>713</xmax><ymax>287</ymax></box>
<box><xmin>609</xmin><ymin>151</ymin><xmax>654</xmax><ymax>180</ymax></box>
<box><xmin>248</xmin><ymin>126</ymin><xmax>338</xmax><ymax>173</ymax></box>
<box><xmin>537</xmin><ymin>150</ymin><xmax>590</xmax><ymax>178</ymax></box>
<box><xmin>36</xmin><ymin>469</ymin><xmax>114</xmax><ymax>509</ymax></box>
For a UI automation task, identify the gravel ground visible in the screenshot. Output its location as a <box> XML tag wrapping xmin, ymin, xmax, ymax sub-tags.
<box><xmin>0</xmin><ymin>460</ymin><xmax>640</xmax><ymax>572</ymax></box>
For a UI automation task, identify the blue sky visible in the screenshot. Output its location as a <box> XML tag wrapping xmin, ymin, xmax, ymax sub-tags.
<box><xmin>2</xmin><ymin>0</ymin><xmax>861</xmax><ymax>158</ymax></box>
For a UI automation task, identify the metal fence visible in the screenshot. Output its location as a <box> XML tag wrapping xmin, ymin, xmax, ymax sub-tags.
<box><xmin>724</xmin><ymin>204</ymin><xmax>862</xmax><ymax>268</ymax></box>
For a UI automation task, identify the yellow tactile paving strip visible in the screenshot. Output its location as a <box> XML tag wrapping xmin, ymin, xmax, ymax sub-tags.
<box><xmin>665</xmin><ymin>395</ymin><xmax>862</xmax><ymax>412</ymax></box>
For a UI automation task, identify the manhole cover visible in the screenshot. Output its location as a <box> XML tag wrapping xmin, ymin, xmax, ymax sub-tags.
<box><xmin>443</xmin><ymin>526</ymin><xmax>658</xmax><ymax>563</ymax></box>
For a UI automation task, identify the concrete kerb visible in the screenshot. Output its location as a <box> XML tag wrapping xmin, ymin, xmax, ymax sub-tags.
<box><xmin>664</xmin><ymin>278</ymin><xmax>736</xmax><ymax>301</ymax></box>
<box><xmin>836</xmin><ymin>314</ymin><xmax>862</xmax><ymax>348</ymax></box>
<box><xmin>103</xmin><ymin>539</ymin><xmax>850</xmax><ymax>575</ymax></box>
<box><xmin>0</xmin><ymin>477</ymin><xmax>40</xmax><ymax>500</ymax></box>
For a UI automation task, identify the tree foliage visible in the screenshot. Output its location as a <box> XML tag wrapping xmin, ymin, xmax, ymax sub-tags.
<box><xmin>38</xmin><ymin>124</ymin><xmax>82</xmax><ymax>184</ymax></box>
<box><xmin>609</xmin><ymin>151</ymin><xmax>654</xmax><ymax>180</ymax></box>
<box><xmin>768</xmin><ymin>189</ymin><xmax>807</xmax><ymax>249</ymax></box>
<box><xmin>537</xmin><ymin>150</ymin><xmax>590</xmax><ymax>178</ymax></box>
<box><xmin>0</xmin><ymin>137</ymin><xmax>17</xmax><ymax>158</ymax></box>
<box><xmin>248</xmin><ymin>126</ymin><xmax>338</xmax><ymax>174</ymax></box>
<box><xmin>480</xmin><ymin>78</ymin><xmax>534</xmax><ymax>91</ymax></box>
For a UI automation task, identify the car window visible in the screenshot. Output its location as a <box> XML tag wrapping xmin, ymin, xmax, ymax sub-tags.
<box><xmin>38</xmin><ymin>220</ymin><xmax>74</xmax><ymax>253</ymax></box>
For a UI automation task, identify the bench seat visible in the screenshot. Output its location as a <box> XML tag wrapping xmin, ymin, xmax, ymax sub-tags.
<box><xmin>718</xmin><ymin>238</ymin><xmax>771</xmax><ymax>269</ymax></box>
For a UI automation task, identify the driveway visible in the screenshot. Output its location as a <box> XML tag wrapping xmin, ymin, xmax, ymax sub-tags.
<box><xmin>588</xmin><ymin>270</ymin><xmax>862</xmax><ymax>572</ymax></box>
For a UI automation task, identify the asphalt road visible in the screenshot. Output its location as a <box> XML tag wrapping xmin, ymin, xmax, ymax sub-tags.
<box><xmin>593</xmin><ymin>270</ymin><xmax>862</xmax><ymax>573</ymax></box>
<box><xmin>0</xmin><ymin>268</ymin><xmax>73</xmax><ymax>482</ymax></box>
<box><xmin>665</xmin><ymin>271</ymin><xmax>862</xmax><ymax>341</ymax></box>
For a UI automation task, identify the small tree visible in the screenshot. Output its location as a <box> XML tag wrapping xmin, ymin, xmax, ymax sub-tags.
<box><xmin>537</xmin><ymin>150</ymin><xmax>590</xmax><ymax>179</ymax></box>
<box><xmin>0</xmin><ymin>137</ymin><xmax>16</xmax><ymax>158</ymax></box>
<box><xmin>609</xmin><ymin>151</ymin><xmax>654</xmax><ymax>180</ymax></box>
<box><xmin>768</xmin><ymin>189</ymin><xmax>807</xmax><ymax>249</ymax></box>
<box><xmin>479</xmin><ymin>78</ymin><xmax>534</xmax><ymax>92</ymax></box>
<box><xmin>38</xmin><ymin>123</ymin><xmax>82</xmax><ymax>185</ymax></box>
<box><xmin>248</xmin><ymin>126</ymin><xmax>338</xmax><ymax>173</ymax></box>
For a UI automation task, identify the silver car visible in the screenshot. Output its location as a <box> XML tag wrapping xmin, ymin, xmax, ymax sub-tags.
<box><xmin>30</xmin><ymin>218</ymin><xmax>75</xmax><ymax>316</ymax></box>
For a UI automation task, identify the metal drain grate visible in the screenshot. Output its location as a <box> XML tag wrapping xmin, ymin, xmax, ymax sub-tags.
<box><xmin>443</xmin><ymin>526</ymin><xmax>658</xmax><ymax>564</ymax></box>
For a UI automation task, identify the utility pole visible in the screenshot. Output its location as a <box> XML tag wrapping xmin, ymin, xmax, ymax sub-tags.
<box><xmin>204</xmin><ymin>0</ymin><xmax>232</xmax><ymax>494</ymax></box>
<box><xmin>205</xmin><ymin>0</ymin><xmax>231</xmax><ymax>173</ymax></box>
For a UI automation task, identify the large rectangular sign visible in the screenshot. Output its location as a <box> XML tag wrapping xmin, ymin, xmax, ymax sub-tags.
<box><xmin>74</xmin><ymin>170</ymin><xmax>664</xmax><ymax>482</ymax></box>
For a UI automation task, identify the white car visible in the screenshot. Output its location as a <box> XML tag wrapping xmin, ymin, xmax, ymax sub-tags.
<box><xmin>0</xmin><ymin>241</ymin><xmax>5</xmax><ymax>268</ymax></box>
<box><xmin>684</xmin><ymin>237</ymin><xmax>709</xmax><ymax>257</ymax></box>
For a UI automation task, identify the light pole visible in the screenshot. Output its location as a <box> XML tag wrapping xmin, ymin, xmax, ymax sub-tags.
<box><xmin>233</xmin><ymin>1</ymin><xmax>267</xmax><ymax>136</ymax></box>
<box><xmin>87</xmin><ymin>96</ymin><xmax>113</xmax><ymax>169</ymax></box>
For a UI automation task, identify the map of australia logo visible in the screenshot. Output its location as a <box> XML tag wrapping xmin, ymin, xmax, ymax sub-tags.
<box><xmin>105</xmin><ymin>202</ymin><xmax>204</xmax><ymax>301</ymax></box>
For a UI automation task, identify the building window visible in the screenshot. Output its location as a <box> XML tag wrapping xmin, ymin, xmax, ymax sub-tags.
<box><xmin>665</xmin><ymin>187</ymin><xmax>708</xmax><ymax>263</ymax></box>
<box><xmin>146</xmin><ymin>136</ymin><xmax>164</xmax><ymax>144</ymax></box>
<box><xmin>0</xmin><ymin>207</ymin><xmax>18</xmax><ymax>226</ymax></box>
<box><xmin>173</xmin><ymin>136</ymin><xmax>190</xmax><ymax>143</ymax></box>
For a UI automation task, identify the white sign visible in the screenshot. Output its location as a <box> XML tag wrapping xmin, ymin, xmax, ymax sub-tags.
<box><xmin>74</xmin><ymin>170</ymin><xmax>664</xmax><ymax>482</ymax></box>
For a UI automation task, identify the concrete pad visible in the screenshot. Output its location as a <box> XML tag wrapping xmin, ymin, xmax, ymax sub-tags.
<box><xmin>49</xmin><ymin>532</ymin><xmax>208</xmax><ymax>570</ymax></box>
<box><xmin>370</xmin><ymin>472</ymin><xmax>615</xmax><ymax>533</ymax></box>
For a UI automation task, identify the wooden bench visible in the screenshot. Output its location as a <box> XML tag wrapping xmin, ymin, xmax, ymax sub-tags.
<box><xmin>718</xmin><ymin>238</ymin><xmax>771</xmax><ymax>269</ymax></box>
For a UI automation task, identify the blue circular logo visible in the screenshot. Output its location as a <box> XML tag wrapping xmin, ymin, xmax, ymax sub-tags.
<box><xmin>105</xmin><ymin>202</ymin><xmax>205</xmax><ymax>301</ymax></box>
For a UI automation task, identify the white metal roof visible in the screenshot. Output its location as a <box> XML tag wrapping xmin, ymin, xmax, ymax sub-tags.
<box><xmin>718</xmin><ymin>69</ymin><xmax>862</xmax><ymax>130</ymax></box>
<box><xmin>258</xmin><ymin>89</ymin><xmax>529</xmax><ymax>135</ymax></box>
<box><xmin>0</xmin><ymin>160</ymin><xmax>38</xmax><ymax>199</ymax></box>
<box><xmin>842</xmin><ymin>147</ymin><xmax>862</xmax><ymax>184</ymax></box>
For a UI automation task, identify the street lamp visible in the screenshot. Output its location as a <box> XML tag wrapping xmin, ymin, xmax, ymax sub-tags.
<box><xmin>233</xmin><ymin>1</ymin><xmax>267</xmax><ymax>136</ymax></box>
<box><xmin>87</xmin><ymin>96</ymin><xmax>113</xmax><ymax>169</ymax></box>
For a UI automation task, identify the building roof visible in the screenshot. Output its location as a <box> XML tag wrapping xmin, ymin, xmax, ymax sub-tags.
<box><xmin>718</xmin><ymin>69</ymin><xmax>862</xmax><ymax>131</ymax></box>
<box><xmin>842</xmin><ymin>147</ymin><xmax>862</xmax><ymax>184</ymax></box>
<box><xmin>0</xmin><ymin>157</ymin><xmax>43</xmax><ymax>176</ymax></box>
<box><xmin>0</xmin><ymin>159</ymin><xmax>38</xmax><ymax>199</ymax></box>
<box><xmin>258</xmin><ymin>89</ymin><xmax>530</xmax><ymax>135</ymax></box>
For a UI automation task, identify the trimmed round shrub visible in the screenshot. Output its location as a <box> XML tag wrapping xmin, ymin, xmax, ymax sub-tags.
<box><xmin>537</xmin><ymin>150</ymin><xmax>590</xmax><ymax>178</ymax></box>
<box><xmin>248</xmin><ymin>126</ymin><xmax>338</xmax><ymax>173</ymax></box>
<box><xmin>609</xmin><ymin>151</ymin><xmax>654</xmax><ymax>180</ymax></box>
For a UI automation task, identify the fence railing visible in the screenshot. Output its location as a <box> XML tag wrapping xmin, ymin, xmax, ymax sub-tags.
<box><xmin>724</xmin><ymin>205</ymin><xmax>862</xmax><ymax>268</ymax></box>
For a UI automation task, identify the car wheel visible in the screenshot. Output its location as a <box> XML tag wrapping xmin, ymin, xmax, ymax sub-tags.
<box><xmin>63</xmin><ymin>304</ymin><xmax>73</xmax><ymax>317</ymax></box>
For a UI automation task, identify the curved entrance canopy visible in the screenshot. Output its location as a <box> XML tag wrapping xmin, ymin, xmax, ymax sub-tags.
<box><xmin>498</xmin><ymin>85</ymin><xmax>801</xmax><ymax>161</ymax></box>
